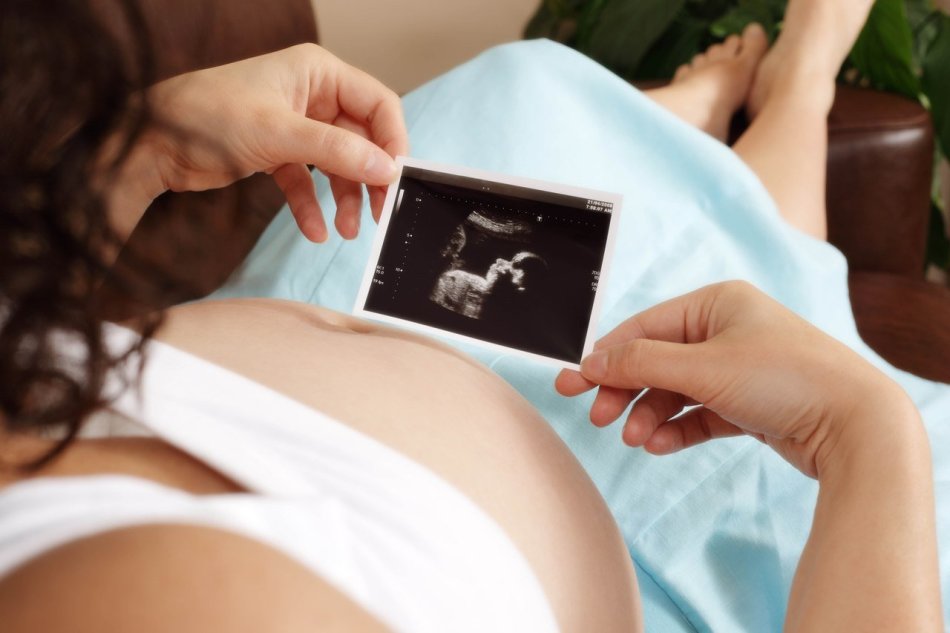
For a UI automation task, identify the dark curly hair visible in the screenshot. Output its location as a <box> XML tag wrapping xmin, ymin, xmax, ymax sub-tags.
<box><xmin>0</xmin><ymin>0</ymin><xmax>162</xmax><ymax>468</ymax></box>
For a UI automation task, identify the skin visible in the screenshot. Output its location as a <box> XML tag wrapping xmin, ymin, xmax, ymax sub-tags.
<box><xmin>0</xmin><ymin>0</ymin><xmax>942</xmax><ymax>630</ymax></box>
<box><xmin>0</xmin><ymin>525</ymin><xmax>392</xmax><ymax>633</ymax></box>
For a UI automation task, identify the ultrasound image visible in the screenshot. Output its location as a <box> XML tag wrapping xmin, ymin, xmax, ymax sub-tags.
<box><xmin>362</xmin><ymin>165</ymin><xmax>614</xmax><ymax>365</ymax></box>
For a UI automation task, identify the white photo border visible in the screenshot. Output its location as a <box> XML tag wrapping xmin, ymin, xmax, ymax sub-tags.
<box><xmin>353</xmin><ymin>156</ymin><xmax>623</xmax><ymax>371</ymax></box>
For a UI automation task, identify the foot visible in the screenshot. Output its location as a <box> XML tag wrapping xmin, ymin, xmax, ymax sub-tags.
<box><xmin>747</xmin><ymin>0</ymin><xmax>875</xmax><ymax>118</ymax></box>
<box><xmin>648</xmin><ymin>24</ymin><xmax>768</xmax><ymax>142</ymax></box>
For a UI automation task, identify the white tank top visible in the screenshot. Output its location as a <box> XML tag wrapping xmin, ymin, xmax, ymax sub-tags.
<box><xmin>0</xmin><ymin>324</ymin><xmax>559</xmax><ymax>633</ymax></box>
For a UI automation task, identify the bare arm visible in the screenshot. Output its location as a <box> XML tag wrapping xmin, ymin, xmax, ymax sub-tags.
<box><xmin>557</xmin><ymin>281</ymin><xmax>942</xmax><ymax>630</ymax></box>
<box><xmin>787</xmin><ymin>398</ymin><xmax>940</xmax><ymax>631</ymax></box>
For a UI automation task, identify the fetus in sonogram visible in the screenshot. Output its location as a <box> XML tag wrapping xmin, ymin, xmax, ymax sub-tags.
<box><xmin>429</xmin><ymin>211</ymin><xmax>549</xmax><ymax>321</ymax></box>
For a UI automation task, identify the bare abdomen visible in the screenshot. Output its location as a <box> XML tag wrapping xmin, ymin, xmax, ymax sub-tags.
<box><xmin>156</xmin><ymin>297</ymin><xmax>642</xmax><ymax>633</ymax></box>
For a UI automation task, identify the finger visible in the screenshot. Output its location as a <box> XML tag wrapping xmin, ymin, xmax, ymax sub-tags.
<box><xmin>593</xmin><ymin>286</ymin><xmax>716</xmax><ymax>352</ymax></box>
<box><xmin>369</xmin><ymin>185</ymin><xmax>389</xmax><ymax>222</ymax></box>
<box><xmin>313</xmin><ymin>57</ymin><xmax>409</xmax><ymax>158</ymax></box>
<box><xmin>329</xmin><ymin>112</ymin><xmax>395</xmax><ymax>223</ymax></box>
<box><xmin>722</xmin><ymin>34</ymin><xmax>741</xmax><ymax>55</ymax></box>
<box><xmin>645</xmin><ymin>407</ymin><xmax>744</xmax><ymax>455</ymax></box>
<box><xmin>590</xmin><ymin>386</ymin><xmax>638</xmax><ymax>428</ymax></box>
<box><xmin>328</xmin><ymin>175</ymin><xmax>363</xmax><ymax>240</ymax></box>
<box><xmin>592</xmin><ymin>281</ymin><xmax>766</xmax><ymax>355</ymax></box>
<box><xmin>622</xmin><ymin>388</ymin><xmax>692</xmax><ymax>447</ymax></box>
<box><xmin>555</xmin><ymin>369</ymin><xmax>597</xmax><ymax>396</ymax></box>
<box><xmin>272</xmin><ymin>163</ymin><xmax>327</xmax><ymax>242</ymax></box>
<box><xmin>281</xmin><ymin>114</ymin><xmax>398</xmax><ymax>186</ymax></box>
<box><xmin>581</xmin><ymin>337</ymin><xmax>703</xmax><ymax>394</ymax></box>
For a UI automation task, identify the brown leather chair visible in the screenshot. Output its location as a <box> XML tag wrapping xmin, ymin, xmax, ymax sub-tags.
<box><xmin>825</xmin><ymin>88</ymin><xmax>950</xmax><ymax>383</ymax></box>
<box><xmin>103</xmin><ymin>0</ymin><xmax>950</xmax><ymax>383</ymax></box>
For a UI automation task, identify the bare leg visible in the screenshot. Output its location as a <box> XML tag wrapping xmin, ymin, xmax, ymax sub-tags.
<box><xmin>647</xmin><ymin>26</ymin><xmax>767</xmax><ymax>143</ymax></box>
<box><xmin>734</xmin><ymin>0</ymin><xmax>875</xmax><ymax>240</ymax></box>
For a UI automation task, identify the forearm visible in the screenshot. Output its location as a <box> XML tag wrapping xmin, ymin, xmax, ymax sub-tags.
<box><xmin>786</xmin><ymin>398</ymin><xmax>941</xmax><ymax>631</ymax></box>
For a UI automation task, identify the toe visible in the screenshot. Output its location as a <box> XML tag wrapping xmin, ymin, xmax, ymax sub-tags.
<box><xmin>692</xmin><ymin>52</ymin><xmax>707</xmax><ymax>68</ymax></box>
<box><xmin>722</xmin><ymin>34</ymin><xmax>741</xmax><ymax>56</ymax></box>
<box><xmin>740</xmin><ymin>22</ymin><xmax>769</xmax><ymax>60</ymax></box>
<box><xmin>707</xmin><ymin>43</ymin><xmax>725</xmax><ymax>61</ymax></box>
<box><xmin>674</xmin><ymin>64</ymin><xmax>690</xmax><ymax>82</ymax></box>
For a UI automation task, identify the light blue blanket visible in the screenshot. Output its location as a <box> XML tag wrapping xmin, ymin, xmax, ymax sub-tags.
<box><xmin>211</xmin><ymin>40</ymin><xmax>950</xmax><ymax>631</ymax></box>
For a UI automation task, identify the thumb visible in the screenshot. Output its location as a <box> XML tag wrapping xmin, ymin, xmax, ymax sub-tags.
<box><xmin>280</xmin><ymin>114</ymin><xmax>398</xmax><ymax>186</ymax></box>
<box><xmin>580</xmin><ymin>338</ymin><xmax>711</xmax><ymax>398</ymax></box>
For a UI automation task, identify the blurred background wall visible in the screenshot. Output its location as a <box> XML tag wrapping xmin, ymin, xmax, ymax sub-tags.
<box><xmin>311</xmin><ymin>0</ymin><xmax>538</xmax><ymax>94</ymax></box>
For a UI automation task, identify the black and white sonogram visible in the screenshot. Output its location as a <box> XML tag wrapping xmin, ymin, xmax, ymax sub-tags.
<box><xmin>354</xmin><ymin>157</ymin><xmax>621</xmax><ymax>369</ymax></box>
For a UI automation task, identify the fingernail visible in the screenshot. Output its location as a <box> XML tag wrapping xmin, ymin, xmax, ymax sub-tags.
<box><xmin>580</xmin><ymin>352</ymin><xmax>607</xmax><ymax>380</ymax></box>
<box><xmin>305</xmin><ymin>219</ymin><xmax>327</xmax><ymax>243</ymax></box>
<box><xmin>364</xmin><ymin>151</ymin><xmax>397</xmax><ymax>184</ymax></box>
<box><xmin>343</xmin><ymin>216</ymin><xmax>359</xmax><ymax>240</ymax></box>
<box><xmin>647</xmin><ymin>434</ymin><xmax>672</xmax><ymax>454</ymax></box>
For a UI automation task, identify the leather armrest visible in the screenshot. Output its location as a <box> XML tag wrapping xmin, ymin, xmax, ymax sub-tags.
<box><xmin>826</xmin><ymin>86</ymin><xmax>934</xmax><ymax>278</ymax></box>
<box><xmin>849</xmin><ymin>272</ymin><xmax>950</xmax><ymax>384</ymax></box>
<box><xmin>801</xmin><ymin>88</ymin><xmax>945</xmax><ymax>382</ymax></box>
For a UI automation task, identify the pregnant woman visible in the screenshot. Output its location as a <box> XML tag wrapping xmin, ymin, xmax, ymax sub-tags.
<box><xmin>0</xmin><ymin>0</ymin><xmax>945</xmax><ymax>632</ymax></box>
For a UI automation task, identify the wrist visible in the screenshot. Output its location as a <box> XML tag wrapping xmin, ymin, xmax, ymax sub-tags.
<box><xmin>816</xmin><ymin>380</ymin><xmax>928</xmax><ymax>485</ymax></box>
<box><xmin>106</xmin><ymin>130</ymin><xmax>168</xmax><ymax>239</ymax></box>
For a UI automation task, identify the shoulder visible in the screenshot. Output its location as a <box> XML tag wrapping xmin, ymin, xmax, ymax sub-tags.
<box><xmin>0</xmin><ymin>523</ymin><xmax>390</xmax><ymax>633</ymax></box>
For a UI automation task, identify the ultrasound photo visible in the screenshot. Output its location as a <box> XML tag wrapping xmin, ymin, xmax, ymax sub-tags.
<box><xmin>355</xmin><ymin>158</ymin><xmax>621</xmax><ymax>368</ymax></box>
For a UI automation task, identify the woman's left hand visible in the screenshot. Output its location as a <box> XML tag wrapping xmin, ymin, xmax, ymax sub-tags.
<box><xmin>128</xmin><ymin>44</ymin><xmax>408</xmax><ymax>242</ymax></box>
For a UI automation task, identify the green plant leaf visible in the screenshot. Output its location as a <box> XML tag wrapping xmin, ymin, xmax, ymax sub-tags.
<box><xmin>577</xmin><ymin>0</ymin><xmax>687</xmax><ymax>78</ymax></box>
<box><xmin>709</xmin><ymin>0</ymin><xmax>780</xmax><ymax>39</ymax></box>
<box><xmin>927</xmin><ymin>199</ymin><xmax>950</xmax><ymax>271</ymax></box>
<box><xmin>686</xmin><ymin>0</ymin><xmax>739</xmax><ymax>21</ymax></box>
<box><xmin>922</xmin><ymin>13</ymin><xmax>950</xmax><ymax>157</ymax></box>
<box><xmin>575</xmin><ymin>0</ymin><xmax>610</xmax><ymax>50</ymax></box>
<box><xmin>710</xmin><ymin>7</ymin><xmax>755</xmax><ymax>39</ymax></box>
<box><xmin>906</xmin><ymin>1</ymin><xmax>939</xmax><ymax>67</ymax></box>
<box><xmin>905</xmin><ymin>0</ymin><xmax>934</xmax><ymax>32</ymax></box>
<box><xmin>524</xmin><ymin>0</ymin><xmax>588</xmax><ymax>42</ymax></box>
<box><xmin>849</xmin><ymin>0</ymin><xmax>921</xmax><ymax>98</ymax></box>
<box><xmin>636</xmin><ymin>14</ymin><xmax>708</xmax><ymax>80</ymax></box>
<box><xmin>524</xmin><ymin>4</ymin><xmax>560</xmax><ymax>40</ymax></box>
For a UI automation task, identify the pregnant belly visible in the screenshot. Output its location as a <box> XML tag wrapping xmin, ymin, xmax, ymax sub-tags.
<box><xmin>156</xmin><ymin>298</ymin><xmax>641</xmax><ymax>633</ymax></box>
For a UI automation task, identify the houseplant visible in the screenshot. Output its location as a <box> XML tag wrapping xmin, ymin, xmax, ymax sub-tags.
<box><xmin>525</xmin><ymin>0</ymin><xmax>950</xmax><ymax>274</ymax></box>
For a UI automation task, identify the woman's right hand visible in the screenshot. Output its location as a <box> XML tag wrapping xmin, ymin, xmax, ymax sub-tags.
<box><xmin>113</xmin><ymin>44</ymin><xmax>408</xmax><ymax>244</ymax></box>
<box><xmin>556</xmin><ymin>281</ymin><xmax>919</xmax><ymax>479</ymax></box>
